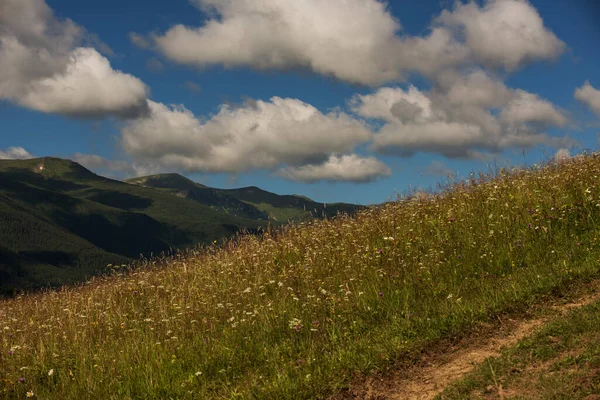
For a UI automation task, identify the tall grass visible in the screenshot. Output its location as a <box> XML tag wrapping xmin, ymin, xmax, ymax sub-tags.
<box><xmin>2</xmin><ymin>154</ymin><xmax>600</xmax><ymax>399</ymax></box>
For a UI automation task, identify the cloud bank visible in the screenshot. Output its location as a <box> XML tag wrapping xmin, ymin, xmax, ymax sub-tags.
<box><xmin>351</xmin><ymin>70</ymin><xmax>567</xmax><ymax>158</ymax></box>
<box><xmin>121</xmin><ymin>98</ymin><xmax>376</xmax><ymax>178</ymax></box>
<box><xmin>153</xmin><ymin>0</ymin><xmax>564</xmax><ymax>86</ymax></box>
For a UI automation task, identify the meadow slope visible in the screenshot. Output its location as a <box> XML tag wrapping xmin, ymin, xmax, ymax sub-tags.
<box><xmin>2</xmin><ymin>154</ymin><xmax>600</xmax><ymax>399</ymax></box>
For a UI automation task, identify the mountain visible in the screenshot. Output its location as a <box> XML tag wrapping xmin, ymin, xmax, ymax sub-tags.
<box><xmin>0</xmin><ymin>158</ymin><xmax>362</xmax><ymax>295</ymax></box>
<box><xmin>0</xmin><ymin>157</ymin><xmax>261</xmax><ymax>295</ymax></box>
<box><xmin>126</xmin><ymin>173</ymin><xmax>361</xmax><ymax>222</ymax></box>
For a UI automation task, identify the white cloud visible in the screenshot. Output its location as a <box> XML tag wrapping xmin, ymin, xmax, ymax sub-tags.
<box><xmin>0</xmin><ymin>0</ymin><xmax>149</xmax><ymax>118</ymax></box>
<box><xmin>152</xmin><ymin>0</ymin><xmax>563</xmax><ymax>85</ymax></box>
<box><xmin>121</xmin><ymin>97</ymin><xmax>373</xmax><ymax>174</ymax></box>
<box><xmin>17</xmin><ymin>48</ymin><xmax>149</xmax><ymax>118</ymax></box>
<box><xmin>437</xmin><ymin>0</ymin><xmax>565</xmax><ymax>71</ymax></box>
<box><xmin>153</xmin><ymin>0</ymin><xmax>472</xmax><ymax>86</ymax></box>
<box><xmin>437</xmin><ymin>70</ymin><xmax>514</xmax><ymax>108</ymax></box>
<box><xmin>350</xmin><ymin>86</ymin><xmax>435</xmax><ymax>123</ymax></box>
<box><xmin>500</xmin><ymin>90</ymin><xmax>567</xmax><ymax>127</ymax></box>
<box><xmin>0</xmin><ymin>147</ymin><xmax>34</xmax><ymax>160</ymax></box>
<box><xmin>278</xmin><ymin>154</ymin><xmax>391</xmax><ymax>183</ymax></box>
<box><xmin>353</xmin><ymin>72</ymin><xmax>568</xmax><ymax>159</ymax></box>
<box><xmin>154</xmin><ymin>0</ymin><xmax>407</xmax><ymax>86</ymax></box>
<box><xmin>575</xmin><ymin>81</ymin><xmax>600</xmax><ymax>117</ymax></box>
<box><xmin>373</xmin><ymin>120</ymin><xmax>488</xmax><ymax>158</ymax></box>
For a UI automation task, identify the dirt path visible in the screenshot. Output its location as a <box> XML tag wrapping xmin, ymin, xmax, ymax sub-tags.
<box><xmin>336</xmin><ymin>281</ymin><xmax>600</xmax><ymax>400</ymax></box>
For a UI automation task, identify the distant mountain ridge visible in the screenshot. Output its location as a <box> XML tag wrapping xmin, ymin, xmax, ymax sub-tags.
<box><xmin>126</xmin><ymin>173</ymin><xmax>361</xmax><ymax>222</ymax></box>
<box><xmin>0</xmin><ymin>157</ymin><xmax>363</xmax><ymax>295</ymax></box>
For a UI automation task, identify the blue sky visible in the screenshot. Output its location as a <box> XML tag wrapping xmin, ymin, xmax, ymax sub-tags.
<box><xmin>1</xmin><ymin>0</ymin><xmax>599</xmax><ymax>205</ymax></box>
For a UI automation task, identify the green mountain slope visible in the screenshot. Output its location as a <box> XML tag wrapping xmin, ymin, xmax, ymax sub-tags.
<box><xmin>126</xmin><ymin>174</ymin><xmax>363</xmax><ymax>222</ymax></box>
<box><xmin>0</xmin><ymin>158</ymin><xmax>261</xmax><ymax>294</ymax></box>
<box><xmin>0</xmin><ymin>193</ymin><xmax>129</xmax><ymax>295</ymax></box>
<box><xmin>126</xmin><ymin>174</ymin><xmax>269</xmax><ymax>220</ymax></box>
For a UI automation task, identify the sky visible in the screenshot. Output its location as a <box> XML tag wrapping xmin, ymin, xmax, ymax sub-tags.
<box><xmin>1</xmin><ymin>0</ymin><xmax>600</xmax><ymax>205</ymax></box>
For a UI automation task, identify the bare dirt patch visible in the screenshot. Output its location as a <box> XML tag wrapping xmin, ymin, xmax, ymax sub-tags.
<box><xmin>334</xmin><ymin>281</ymin><xmax>600</xmax><ymax>400</ymax></box>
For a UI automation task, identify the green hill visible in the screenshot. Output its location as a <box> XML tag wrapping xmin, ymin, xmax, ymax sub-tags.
<box><xmin>126</xmin><ymin>173</ymin><xmax>362</xmax><ymax>222</ymax></box>
<box><xmin>0</xmin><ymin>157</ymin><xmax>261</xmax><ymax>294</ymax></box>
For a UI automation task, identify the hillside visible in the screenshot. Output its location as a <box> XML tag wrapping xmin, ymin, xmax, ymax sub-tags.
<box><xmin>2</xmin><ymin>154</ymin><xmax>600</xmax><ymax>399</ymax></box>
<box><xmin>126</xmin><ymin>173</ymin><xmax>362</xmax><ymax>221</ymax></box>
<box><xmin>0</xmin><ymin>158</ymin><xmax>262</xmax><ymax>294</ymax></box>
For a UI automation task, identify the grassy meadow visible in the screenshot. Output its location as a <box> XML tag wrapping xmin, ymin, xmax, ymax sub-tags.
<box><xmin>2</xmin><ymin>153</ymin><xmax>600</xmax><ymax>399</ymax></box>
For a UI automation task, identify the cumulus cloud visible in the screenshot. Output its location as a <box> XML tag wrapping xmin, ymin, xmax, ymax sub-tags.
<box><xmin>0</xmin><ymin>0</ymin><xmax>149</xmax><ymax>118</ymax></box>
<box><xmin>16</xmin><ymin>48</ymin><xmax>150</xmax><ymax>118</ymax></box>
<box><xmin>436</xmin><ymin>70</ymin><xmax>514</xmax><ymax>108</ymax></box>
<box><xmin>152</xmin><ymin>0</ymin><xmax>471</xmax><ymax>86</ymax></box>
<box><xmin>151</xmin><ymin>0</ymin><xmax>563</xmax><ymax>86</ymax></box>
<box><xmin>437</xmin><ymin>0</ymin><xmax>565</xmax><ymax>71</ymax></box>
<box><xmin>373</xmin><ymin>120</ymin><xmax>488</xmax><ymax>158</ymax></box>
<box><xmin>278</xmin><ymin>154</ymin><xmax>391</xmax><ymax>183</ymax></box>
<box><xmin>352</xmin><ymin>71</ymin><xmax>568</xmax><ymax>158</ymax></box>
<box><xmin>121</xmin><ymin>97</ymin><xmax>373</xmax><ymax>174</ymax></box>
<box><xmin>575</xmin><ymin>81</ymin><xmax>600</xmax><ymax>117</ymax></box>
<box><xmin>153</xmin><ymin>0</ymin><xmax>408</xmax><ymax>86</ymax></box>
<box><xmin>350</xmin><ymin>86</ymin><xmax>435</xmax><ymax>123</ymax></box>
<box><xmin>0</xmin><ymin>147</ymin><xmax>34</xmax><ymax>160</ymax></box>
<box><xmin>500</xmin><ymin>90</ymin><xmax>567</xmax><ymax>127</ymax></box>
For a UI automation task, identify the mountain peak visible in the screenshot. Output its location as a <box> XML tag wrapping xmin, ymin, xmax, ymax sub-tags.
<box><xmin>0</xmin><ymin>157</ymin><xmax>97</xmax><ymax>180</ymax></box>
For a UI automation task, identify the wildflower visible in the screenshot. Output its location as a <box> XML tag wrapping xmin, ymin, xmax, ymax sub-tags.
<box><xmin>48</xmin><ymin>369</ymin><xmax>54</xmax><ymax>376</ymax></box>
<box><xmin>195</xmin><ymin>371</ymin><xmax>202</xmax><ymax>377</ymax></box>
<box><xmin>18</xmin><ymin>377</ymin><xmax>25</xmax><ymax>382</ymax></box>
<box><xmin>378</xmin><ymin>291</ymin><xmax>384</xmax><ymax>297</ymax></box>
<box><xmin>26</xmin><ymin>391</ymin><xmax>34</xmax><ymax>398</ymax></box>
<box><xmin>289</xmin><ymin>318</ymin><xmax>303</xmax><ymax>332</ymax></box>
<box><xmin>449</xmin><ymin>217</ymin><xmax>456</xmax><ymax>222</ymax></box>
